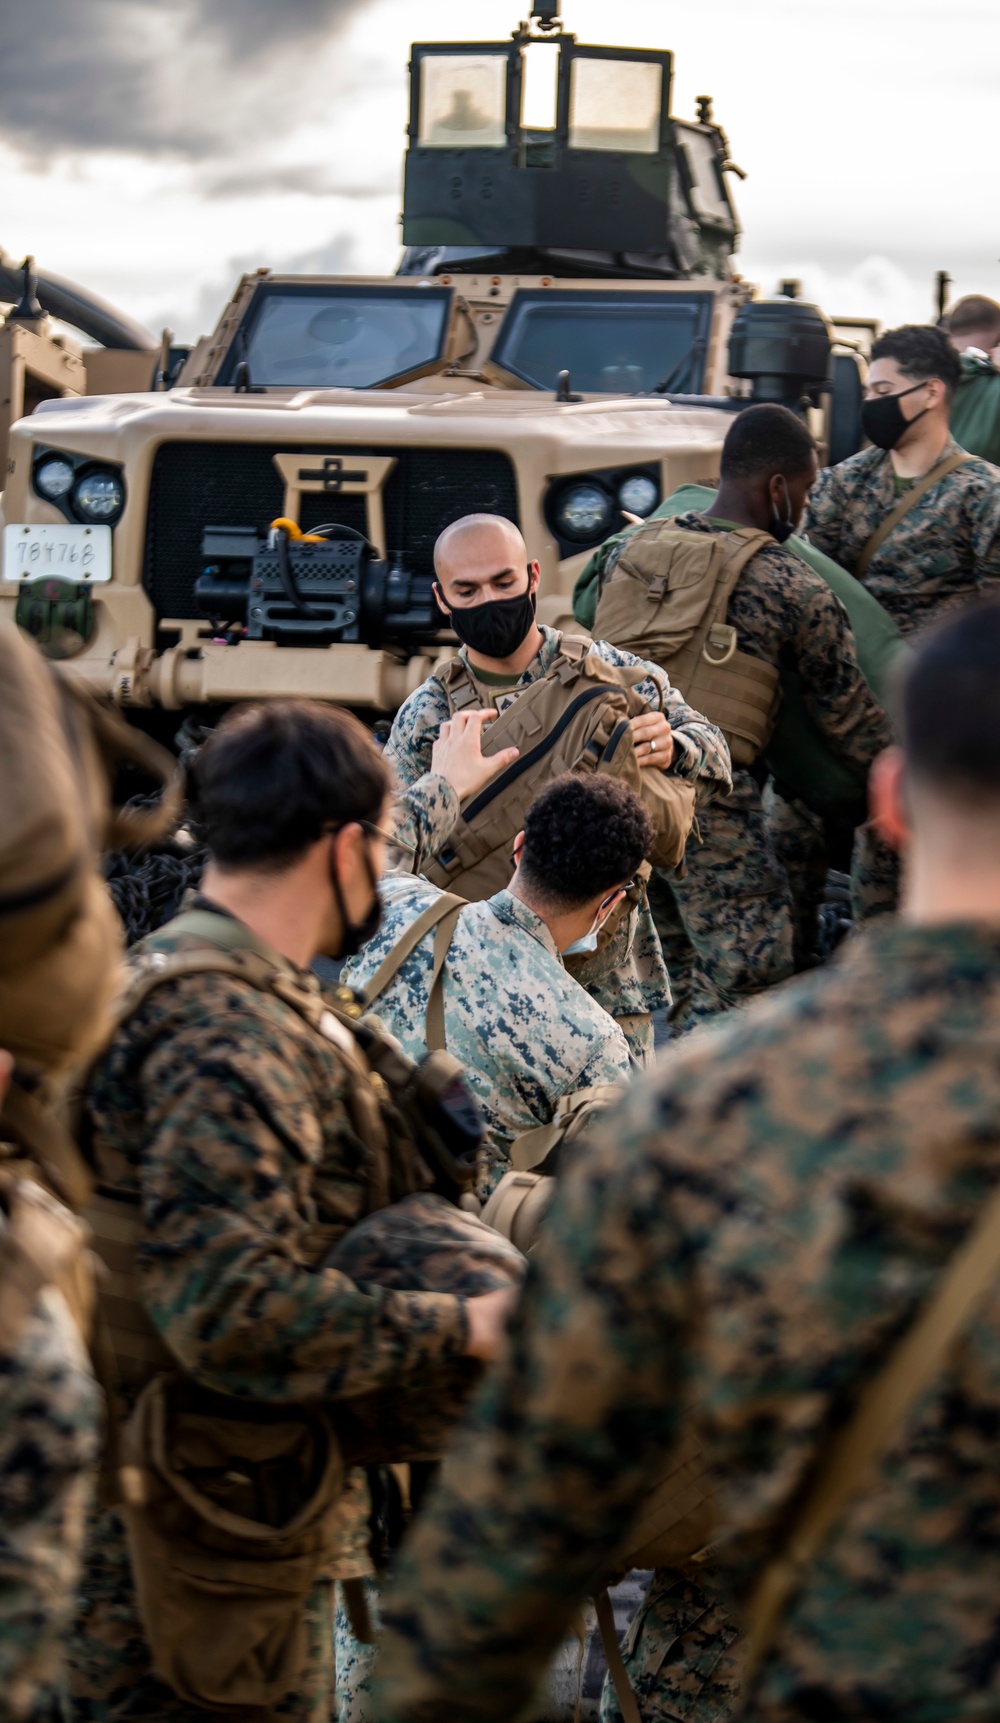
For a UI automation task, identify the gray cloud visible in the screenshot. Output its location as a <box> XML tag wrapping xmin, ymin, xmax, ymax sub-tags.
<box><xmin>201</xmin><ymin>164</ymin><xmax>393</xmax><ymax>200</ymax></box>
<box><xmin>0</xmin><ymin>0</ymin><xmax>368</xmax><ymax>158</ymax></box>
<box><xmin>162</xmin><ymin>229</ymin><xmax>361</xmax><ymax>340</ymax></box>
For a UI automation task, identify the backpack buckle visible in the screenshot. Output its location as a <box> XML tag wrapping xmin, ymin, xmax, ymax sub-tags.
<box><xmin>702</xmin><ymin>625</ymin><xmax>738</xmax><ymax>666</ymax></box>
<box><xmin>647</xmin><ymin>576</ymin><xmax>667</xmax><ymax>601</ymax></box>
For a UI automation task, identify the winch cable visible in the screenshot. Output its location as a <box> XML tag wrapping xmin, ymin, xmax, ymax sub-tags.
<box><xmin>268</xmin><ymin>517</ymin><xmax>378</xmax><ymax>621</ymax></box>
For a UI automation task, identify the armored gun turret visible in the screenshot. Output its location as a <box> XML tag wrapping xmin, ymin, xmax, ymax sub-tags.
<box><xmin>399</xmin><ymin>1</ymin><xmax>741</xmax><ymax>283</ymax></box>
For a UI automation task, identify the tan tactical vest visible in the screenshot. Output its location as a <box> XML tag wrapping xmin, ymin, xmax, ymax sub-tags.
<box><xmin>425</xmin><ymin>636</ymin><xmax>695</xmax><ymax>900</ymax></box>
<box><xmin>593</xmin><ymin>523</ymin><xmax>780</xmax><ymax>768</ymax></box>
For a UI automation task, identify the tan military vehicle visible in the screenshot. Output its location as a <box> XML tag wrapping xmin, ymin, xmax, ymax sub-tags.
<box><xmin>0</xmin><ymin>3</ymin><xmax>865</xmax><ymax>724</ymax></box>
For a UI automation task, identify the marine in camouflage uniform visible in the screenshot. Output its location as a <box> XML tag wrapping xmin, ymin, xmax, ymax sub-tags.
<box><xmin>374</xmin><ymin>907</ymin><xmax>1000</xmax><ymax>1723</ymax></box>
<box><xmin>385</xmin><ymin>625</ymin><xmax>731</xmax><ymax>1063</ymax></box>
<box><xmin>644</xmin><ymin>512</ymin><xmax>891</xmax><ymax>1025</ymax></box>
<box><xmin>804</xmin><ymin>433</ymin><xmax>1000</xmax><ymax>922</ymax></box>
<box><xmin>0</xmin><ymin>1186</ymin><xmax>101</xmax><ymax>1723</ymax></box>
<box><xmin>344</xmin><ymin>874</ymin><xmax>632</xmax><ymax>1200</ymax></box>
<box><xmin>69</xmin><ymin>773</ymin><xmax>472</xmax><ymax>1723</ymax></box>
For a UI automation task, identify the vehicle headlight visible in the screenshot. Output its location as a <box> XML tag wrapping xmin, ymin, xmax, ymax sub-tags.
<box><xmin>618</xmin><ymin>474</ymin><xmax>659</xmax><ymax>517</ymax></box>
<box><xmin>556</xmin><ymin>483</ymin><xmax>614</xmax><ymax>542</ymax></box>
<box><xmin>34</xmin><ymin>455</ymin><xmax>76</xmax><ymax>501</ymax></box>
<box><xmin>72</xmin><ymin>468</ymin><xmax>125</xmax><ymax>524</ymax></box>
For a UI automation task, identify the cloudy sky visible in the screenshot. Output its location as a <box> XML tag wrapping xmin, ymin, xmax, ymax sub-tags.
<box><xmin>2</xmin><ymin>0</ymin><xmax>997</xmax><ymax>346</ymax></box>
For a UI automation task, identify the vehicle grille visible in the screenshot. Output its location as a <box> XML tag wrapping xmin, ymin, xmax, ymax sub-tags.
<box><xmin>142</xmin><ymin>441</ymin><xmax>520</xmax><ymax>621</ymax></box>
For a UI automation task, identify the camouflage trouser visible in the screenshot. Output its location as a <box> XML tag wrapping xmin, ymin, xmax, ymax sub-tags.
<box><xmin>851</xmin><ymin>821</ymin><xmax>901</xmax><ymax>923</ymax></box>
<box><xmin>599</xmin><ymin>1565</ymin><xmax>743</xmax><ymax>1723</ymax></box>
<box><xmin>763</xmin><ymin>785</ymin><xmax>830</xmax><ymax>972</ymax></box>
<box><xmin>648</xmin><ymin>773</ymin><xmax>794</xmax><ymax>1028</ymax></box>
<box><xmin>68</xmin><ymin>1500</ymin><xmax>335</xmax><ymax>1722</ymax></box>
<box><xmin>334</xmin><ymin>1578</ymin><xmax>381</xmax><ymax>1723</ymax></box>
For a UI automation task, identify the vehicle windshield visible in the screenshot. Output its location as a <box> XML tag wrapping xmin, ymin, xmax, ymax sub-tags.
<box><xmin>490</xmin><ymin>289</ymin><xmax>713</xmax><ymax>393</ymax></box>
<box><xmin>220</xmin><ymin>285</ymin><xmax>453</xmax><ymax>388</ymax></box>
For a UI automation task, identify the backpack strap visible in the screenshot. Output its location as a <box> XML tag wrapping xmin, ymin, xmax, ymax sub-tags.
<box><xmin>0</xmin><ymin>1078</ymin><xmax>93</xmax><ymax>1212</ymax></box>
<box><xmin>437</xmin><ymin>656</ymin><xmax>483</xmax><ymax>714</ymax></box>
<box><xmin>855</xmin><ymin>451</ymin><xmax>972</xmax><ymax>577</ymax></box>
<box><xmin>509</xmin><ymin>1083</ymin><xmax>624</xmax><ymax>1173</ymax></box>
<box><xmin>742</xmin><ymin>1168</ymin><xmax>1000</xmax><ymax>1689</ymax></box>
<box><xmin>363</xmin><ymin>892</ymin><xmax>467</xmax><ymax>1053</ymax></box>
<box><xmin>694</xmin><ymin>526</ymin><xmax>774</xmax><ymax>669</ymax></box>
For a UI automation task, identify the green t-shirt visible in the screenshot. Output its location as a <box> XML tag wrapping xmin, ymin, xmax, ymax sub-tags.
<box><xmin>470</xmin><ymin>664</ymin><xmax>523</xmax><ymax>690</ymax></box>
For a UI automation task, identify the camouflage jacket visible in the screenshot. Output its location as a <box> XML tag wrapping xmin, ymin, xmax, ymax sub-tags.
<box><xmin>376</xmin><ymin>919</ymin><xmax>1000</xmax><ymax>1723</ymax></box>
<box><xmin>343</xmin><ymin>878</ymin><xmax>632</xmax><ymax>1197</ymax></box>
<box><xmin>390</xmin><ymin>771</ymin><xmax>460</xmax><ymax>876</ymax></box>
<box><xmin>802</xmin><ymin>436</ymin><xmax>1000</xmax><ymax>636</ymax></box>
<box><xmin>385</xmin><ymin>629</ymin><xmax>733</xmax><ymax>1041</ymax></box>
<box><xmin>672</xmin><ymin>511</ymin><xmax>893</xmax><ymax>777</ymax></box>
<box><xmin>0</xmin><ymin>1188</ymin><xmax>100</xmax><ymax>1722</ymax></box>
<box><xmin>85</xmin><ymin>911</ymin><xmax>469</xmax><ymax>1405</ymax></box>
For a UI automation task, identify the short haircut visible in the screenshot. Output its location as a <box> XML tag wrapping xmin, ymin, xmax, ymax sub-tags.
<box><xmin>901</xmin><ymin>602</ymin><xmax>1000</xmax><ymax>803</ymax></box>
<box><xmin>519</xmin><ymin>773</ymin><xmax>656</xmax><ymax>909</ymax></box>
<box><xmin>193</xmin><ymin>700</ymin><xmax>390</xmax><ymax>870</ymax></box>
<box><xmin>947</xmin><ymin>295</ymin><xmax>1000</xmax><ymax>342</ymax></box>
<box><xmin>870</xmin><ymin>324</ymin><xmax>961</xmax><ymax>398</ymax></box>
<box><xmin>719</xmin><ymin>404</ymin><xmax>817</xmax><ymax>483</ymax></box>
<box><xmin>434</xmin><ymin>514</ymin><xmax>526</xmax><ymax>578</ymax></box>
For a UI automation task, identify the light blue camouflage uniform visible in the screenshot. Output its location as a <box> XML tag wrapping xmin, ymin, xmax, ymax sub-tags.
<box><xmin>344</xmin><ymin>875</ymin><xmax>632</xmax><ymax>1200</ymax></box>
<box><xmin>385</xmin><ymin>627</ymin><xmax>732</xmax><ymax>1063</ymax></box>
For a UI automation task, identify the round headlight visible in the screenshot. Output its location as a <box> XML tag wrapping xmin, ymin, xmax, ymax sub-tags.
<box><xmin>556</xmin><ymin>483</ymin><xmax>613</xmax><ymax>543</ymax></box>
<box><xmin>618</xmin><ymin>474</ymin><xmax>659</xmax><ymax>518</ymax></box>
<box><xmin>73</xmin><ymin>469</ymin><xmax>125</xmax><ymax>523</ymax></box>
<box><xmin>35</xmin><ymin>455</ymin><xmax>76</xmax><ymax>500</ymax></box>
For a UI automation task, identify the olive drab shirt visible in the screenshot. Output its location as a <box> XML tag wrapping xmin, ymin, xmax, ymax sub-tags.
<box><xmin>375</xmin><ymin>919</ymin><xmax>1000</xmax><ymax>1723</ymax></box>
<box><xmin>803</xmin><ymin>436</ymin><xmax>1000</xmax><ymax>636</ymax></box>
<box><xmin>385</xmin><ymin>626</ymin><xmax>734</xmax><ymax>1054</ymax></box>
<box><xmin>343</xmin><ymin>877</ymin><xmax>632</xmax><ymax>1198</ymax></box>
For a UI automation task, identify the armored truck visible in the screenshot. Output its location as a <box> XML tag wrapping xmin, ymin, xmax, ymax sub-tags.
<box><xmin>0</xmin><ymin>3</ymin><xmax>864</xmax><ymax>718</ymax></box>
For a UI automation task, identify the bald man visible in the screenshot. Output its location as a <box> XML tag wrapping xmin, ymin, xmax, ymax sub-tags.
<box><xmin>384</xmin><ymin>514</ymin><xmax>732</xmax><ymax>1062</ymax></box>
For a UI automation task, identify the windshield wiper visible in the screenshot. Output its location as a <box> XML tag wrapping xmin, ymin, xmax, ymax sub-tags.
<box><xmin>649</xmin><ymin>334</ymin><xmax>707</xmax><ymax>396</ymax></box>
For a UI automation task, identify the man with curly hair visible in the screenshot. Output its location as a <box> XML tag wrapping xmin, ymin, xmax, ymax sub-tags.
<box><xmin>344</xmin><ymin>771</ymin><xmax>651</xmax><ymax>1200</ymax></box>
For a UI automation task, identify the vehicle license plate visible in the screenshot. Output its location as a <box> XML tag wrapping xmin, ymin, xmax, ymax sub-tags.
<box><xmin>3</xmin><ymin>524</ymin><xmax>113</xmax><ymax>583</ymax></box>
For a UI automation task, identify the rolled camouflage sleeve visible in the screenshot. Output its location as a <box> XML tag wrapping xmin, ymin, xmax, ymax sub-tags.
<box><xmin>390</xmin><ymin>774</ymin><xmax>460</xmax><ymax>875</ymax></box>
<box><xmin>384</xmin><ymin>682</ymin><xmax>451</xmax><ymax>789</ymax></box>
<box><xmin>800</xmin><ymin>464</ymin><xmax>845</xmax><ymax>563</ymax></box>
<box><xmin>790</xmin><ymin>584</ymin><xmax>893</xmax><ymax>776</ymax></box>
<box><xmin>375</xmin><ymin>1106</ymin><xmax>694</xmax><ymax>1723</ymax></box>
<box><xmin>135</xmin><ymin>1009</ymin><xmax>468</xmax><ymax>1403</ymax></box>
<box><xmin>589</xmin><ymin>640</ymin><xmax>733</xmax><ymax>795</ymax></box>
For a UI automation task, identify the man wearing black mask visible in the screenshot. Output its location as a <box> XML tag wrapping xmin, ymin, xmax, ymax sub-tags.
<box><xmin>385</xmin><ymin>514</ymin><xmax>733</xmax><ymax>1061</ymax></box>
<box><xmin>804</xmin><ymin>324</ymin><xmax>1000</xmax><ymax>639</ymax></box>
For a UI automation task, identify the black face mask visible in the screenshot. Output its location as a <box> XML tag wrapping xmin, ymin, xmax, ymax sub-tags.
<box><xmin>445</xmin><ymin>579</ymin><xmax>537</xmax><ymax>661</ymax></box>
<box><xmin>860</xmin><ymin>381</ymin><xmax>929</xmax><ymax>452</ymax></box>
<box><xmin>329</xmin><ymin>842</ymin><xmax>382</xmax><ymax>958</ymax></box>
<box><xmin>770</xmin><ymin>475</ymin><xmax>796</xmax><ymax>544</ymax></box>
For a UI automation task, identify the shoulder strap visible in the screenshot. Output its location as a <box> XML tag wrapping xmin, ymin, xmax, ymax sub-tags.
<box><xmin>856</xmin><ymin>451</ymin><xmax>972</xmax><ymax>578</ymax></box>
<box><xmin>437</xmin><ymin>655</ymin><xmax>482</xmax><ymax>714</ymax></box>
<box><xmin>742</xmin><ymin>1171</ymin><xmax>1000</xmax><ymax>1688</ymax></box>
<box><xmin>363</xmin><ymin>892</ymin><xmax>467</xmax><ymax>1054</ymax></box>
<box><xmin>509</xmin><ymin>1083</ymin><xmax>624</xmax><ymax>1173</ymax></box>
<box><xmin>0</xmin><ymin>1079</ymin><xmax>93</xmax><ymax>1212</ymax></box>
<box><xmin>696</xmin><ymin>527</ymin><xmax>774</xmax><ymax>668</ymax></box>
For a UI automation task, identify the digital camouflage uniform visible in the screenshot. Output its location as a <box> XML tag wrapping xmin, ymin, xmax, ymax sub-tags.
<box><xmin>641</xmin><ymin>514</ymin><xmax>891</xmax><ymax>1025</ymax></box>
<box><xmin>385</xmin><ymin>625</ymin><xmax>732</xmax><ymax>1064</ymax></box>
<box><xmin>375</xmin><ymin>916</ymin><xmax>1000</xmax><ymax>1723</ymax></box>
<box><xmin>69</xmin><ymin>781</ymin><xmax>472</xmax><ymax>1723</ymax></box>
<box><xmin>0</xmin><ymin>1193</ymin><xmax>101</xmax><ymax>1723</ymax></box>
<box><xmin>344</xmin><ymin>876</ymin><xmax>632</xmax><ymax>1200</ymax></box>
<box><xmin>802</xmin><ymin>437</ymin><xmax>1000</xmax><ymax>923</ymax></box>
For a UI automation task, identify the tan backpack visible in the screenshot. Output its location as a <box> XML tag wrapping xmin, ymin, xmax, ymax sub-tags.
<box><xmin>424</xmin><ymin>637</ymin><xmax>695</xmax><ymax>901</ymax></box>
<box><xmin>593</xmin><ymin>522</ymin><xmax>780</xmax><ymax>768</ymax></box>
